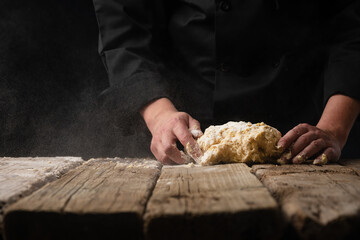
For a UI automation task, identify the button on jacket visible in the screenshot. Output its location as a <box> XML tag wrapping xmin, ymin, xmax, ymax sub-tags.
<box><xmin>92</xmin><ymin>0</ymin><xmax>360</xmax><ymax>135</ymax></box>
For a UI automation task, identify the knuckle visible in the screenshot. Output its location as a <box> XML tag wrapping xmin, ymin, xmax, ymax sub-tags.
<box><xmin>169</xmin><ymin>116</ymin><xmax>179</xmax><ymax>125</ymax></box>
<box><xmin>312</xmin><ymin>139</ymin><xmax>319</xmax><ymax>147</ymax></box>
<box><xmin>171</xmin><ymin>112</ymin><xmax>187</xmax><ymax>122</ymax></box>
<box><xmin>300</xmin><ymin>134</ymin><xmax>311</xmax><ymax>143</ymax></box>
<box><xmin>292</xmin><ymin>125</ymin><xmax>299</xmax><ymax>131</ymax></box>
<box><xmin>333</xmin><ymin>153</ymin><xmax>341</xmax><ymax>162</ymax></box>
<box><xmin>314</xmin><ymin>129</ymin><xmax>322</xmax><ymax>135</ymax></box>
<box><xmin>178</xmin><ymin>132</ymin><xmax>192</xmax><ymax>142</ymax></box>
<box><xmin>177</xmin><ymin>111</ymin><xmax>188</xmax><ymax>117</ymax></box>
<box><xmin>327</xmin><ymin>148</ymin><xmax>335</xmax><ymax>156</ymax></box>
<box><xmin>159</xmin><ymin>155</ymin><xmax>166</xmax><ymax>162</ymax></box>
<box><xmin>150</xmin><ymin>143</ymin><xmax>157</xmax><ymax>154</ymax></box>
<box><xmin>312</xmin><ymin>138</ymin><xmax>325</xmax><ymax>147</ymax></box>
<box><xmin>151</xmin><ymin>136</ymin><xmax>160</xmax><ymax>144</ymax></box>
<box><xmin>298</xmin><ymin>123</ymin><xmax>309</xmax><ymax>129</ymax></box>
<box><xmin>151</xmin><ymin>137</ymin><xmax>161</xmax><ymax>148</ymax></box>
<box><xmin>297</xmin><ymin>123</ymin><xmax>305</xmax><ymax>128</ymax></box>
<box><xmin>173</xmin><ymin>121</ymin><xmax>185</xmax><ymax>130</ymax></box>
<box><xmin>293</xmin><ymin>129</ymin><xmax>301</xmax><ymax>136</ymax></box>
<box><xmin>158</xmin><ymin>155</ymin><xmax>169</xmax><ymax>164</ymax></box>
<box><xmin>325</xmin><ymin>149</ymin><xmax>339</xmax><ymax>163</ymax></box>
<box><xmin>327</xmin><ymin>148</ymin><xmax>338</xmax><ymax>157</ymax></box>
<box><xmin>163</xmin><ymin>143</ymin><xmax>175</xmax><ymax>155</ymax></box>
<box><xmin>293</xmin><ymin>126</ymin><xmax>303</xmax><ymax>135</ymax></box>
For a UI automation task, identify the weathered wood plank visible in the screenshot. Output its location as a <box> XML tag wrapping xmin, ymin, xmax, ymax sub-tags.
<box><xmin>144</xmin><ymin>163</ymin><xmax>283</xmax><ymax>240</ymax></box>
<box><xmin>0</xmin><ymin>157</ymin><xmax>83</xmax><ymax>234</ymax></box>
<box><xmin>4</xmin><ymin>158</ymin><xmax>161</xmax><ymax>240</ymax></box>
<box><xmin>251</xmin><ymin>163</ymin><xmax>360</xmax><ymax>239</ymax></box>
<box><xmin>340</xmin><ymin>159</ymin><xmax>360</xmax><ymax>174</ymax></box>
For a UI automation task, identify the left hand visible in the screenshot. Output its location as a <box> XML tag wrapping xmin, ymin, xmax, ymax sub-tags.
<box><xmin>277</xmin><ymin>123</ymin><xmax>342</xmax><ymax>165</ymax></box>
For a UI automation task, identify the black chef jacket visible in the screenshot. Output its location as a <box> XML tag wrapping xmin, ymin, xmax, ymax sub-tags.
<box><xmin>92</xmin><ymin>0</ymin><xmax>360</xmax><ymax>153</ymax></box>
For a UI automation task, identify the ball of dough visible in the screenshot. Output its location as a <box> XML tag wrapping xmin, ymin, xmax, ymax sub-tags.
<box><xmin>196</xmin><ymin>121</ymin><xmax>284</xmax><ymax>165</ymax></box>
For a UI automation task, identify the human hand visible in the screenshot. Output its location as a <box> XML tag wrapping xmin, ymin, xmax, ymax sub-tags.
<box><xmin>277</xmin><ymin>123</ymin><xmax>342</xmax><ymax>165</ymax></box>
<box><xmin>141</xmin><ymin>98</ymin><xmax>203</xmax><ymax>165</ymax></box>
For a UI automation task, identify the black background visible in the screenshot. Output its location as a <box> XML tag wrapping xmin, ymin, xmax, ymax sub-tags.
<box><xmin>0</xmin><ymin>0</ymin><xmax>152</xmax><ymax>159</ymax></box>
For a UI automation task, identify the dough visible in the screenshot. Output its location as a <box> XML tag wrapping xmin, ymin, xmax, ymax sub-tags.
<box><xmin>196</xmin><ymin>121</ymin><xmax>284</xmax><ymax>165</ymax></box>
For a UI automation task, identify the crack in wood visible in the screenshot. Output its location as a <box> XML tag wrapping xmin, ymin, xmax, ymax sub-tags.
<box><xmin>251</xmin><ymin>163</ymin><xmax>360</xmax><ymax>239</ymax></box>
<box><xmin>60</xmin><ymin>177</ymin><xmax>91</xmax><ymax>213</ymax></box>
<box><xmin>3</xmin><ymin>158</ymin><xmax>162</xmax><ymax>240</ymax></box>
<box><xmin>142</xmin><ymin>164</ymin><xmax>162</xmax><ymax>218</ymax></box>
<box><xmin>144</xmin><ymin>163</ymin><xmax>282</xmax><ymax>240</ymax></box>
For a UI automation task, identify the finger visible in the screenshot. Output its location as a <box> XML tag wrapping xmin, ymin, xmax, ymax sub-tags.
<box><xmin>293</xmin><ymin>138</ymin><xmax>327</xmax><ymax>163</ymax></box>
<box><xmin>173</xmin><ymin>123</ymin><xmax>201</xmax><ymax>156</ymax></box>
<box><xmin>161</xmin><ymin>131</ymin><xmax>185</xmax><ymax>164</ymax></box>
<box><xmin>189</xmin><ymin>117</ymin><xmax>203</xmax><ymax>138</ymax></box>
<box><xmin>313</xmin><ymin>154</ymin><xmax>327</xmax><ymax>166</ymax></box>
<box><xmin>290</xmin><ymin>131</ymin><xmax>319</xmax><ymax>158</ymax></box>
<box><xmin>313</xmin><ymin>148</ymin><xmax>338</xmax><ymax>165</ymax></box>
<box><xmin>151</xmin><ymin>138</ymin><xmax>177</xmax><ymax>165</ymax></box>
<box><xmin>278</xmin><ymin>123</ymin><xmax>311</xmax><ymax>149</ymax></box>
<box><xmin>158</xmin><ymin>154</ymin><xmax>177</xmax><ymax>165</ymax></box>
<box><xmin>173</xmin><ymin>122</ymin><xmax>194</xmax><ymax>147</ymax></box>
<box><xmin>277</xmin><ymin>150</ymin><xmax>292</xmax><ymax>165</ymax></box>
<box><xmin>189</xmin><ymin>116</ymin><xmax>201</xmax><ymax>130</ymax></box>
<box><xmin>152</xmin><ymin>146</ymin><xmax>176</xmax><ymax>165</ymax></box>
<box><xmin>150</xmin><ymin>138</ymin><xmax>160</xmax><ymax>161</ymax></box>
<box><xmin>277</xmin><ymin>155</ymin><xmax>291</xmax><ymax>165</ymax></box>
<box><xmin>190</xmin><ymin>129</ymin><xmax>203</xmax><ymax>138</ymax></box>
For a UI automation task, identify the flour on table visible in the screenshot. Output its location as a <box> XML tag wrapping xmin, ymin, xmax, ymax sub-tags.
<box><xmin>193</xmin><ymin>121</ymin><xmax>284</xmax><ymax>165</ymax></box>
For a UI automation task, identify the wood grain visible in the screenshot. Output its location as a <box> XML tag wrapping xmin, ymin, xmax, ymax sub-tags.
<box><xmin>4</xmin><ymin>158</ymin><xmax>161</xmax><ymax>240</ymax></box>
<box><xmin>0</xmin><ymin>157</ymin><xmax>83</xmax><ymax>234</ymax></box>
<box><xmin>144</xmin><ymin>163</ymin><xmax>283</xmax><ymax>240</ymax></box>
<box><xmin>252</xmin><ymin>163</ymin><xmax>360</xmax><ymax>239</ymax></box>
<box><xmin>340</xmin><ymin>159</ymin><xmax>360</xmax><ymax>174</ymax></box>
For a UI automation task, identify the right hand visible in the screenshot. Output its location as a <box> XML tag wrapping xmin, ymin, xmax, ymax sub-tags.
<box><xmin>140</xmin><ymin>98</ymin><xmax>202</xmax><ymax>165</ymax></box>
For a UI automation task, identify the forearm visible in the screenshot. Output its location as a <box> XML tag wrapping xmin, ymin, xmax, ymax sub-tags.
<box><xmin>317</xmin><ymin>94</ymin><xmax>360</xmax><ymax>148</ymax></box>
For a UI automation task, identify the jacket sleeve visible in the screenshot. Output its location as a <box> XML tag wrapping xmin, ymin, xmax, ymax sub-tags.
<box><xmin>324</xmin><ymin>0</ymin><xmax>360</xmax><ymax>103</ymax></box>
<box><xmin>92</xmin><ymin>0</ymin><xmax>172</xmax><ymax>125</ymax></box>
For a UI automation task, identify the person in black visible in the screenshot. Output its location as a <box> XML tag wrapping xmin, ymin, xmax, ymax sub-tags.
<box><xmin>92</xmin><ymin>0</ymin><xmax>360</xmax><ymax>165</ymax></box>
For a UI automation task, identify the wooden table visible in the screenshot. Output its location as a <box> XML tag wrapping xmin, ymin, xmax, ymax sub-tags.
<box><xmin>1</xmin><ymin>157</ymin><xmax>360</xmax><ymax>240</ymax></box>
<box><xmin>0</xmin><ymin>157</ymin><xmax>83</xmax><ymax>236</ymax></box>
